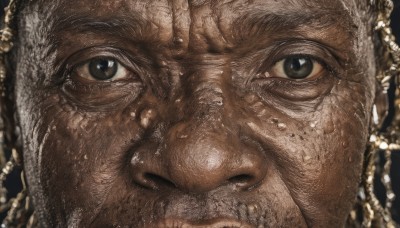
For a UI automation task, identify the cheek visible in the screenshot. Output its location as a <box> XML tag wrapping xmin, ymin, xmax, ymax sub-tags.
<box><xmin>243</xmin><ymin>79</ymin><xmax>371</xmax><ymax>226</ymax></box>
<box><xmin>290</xmin><ymin>82</ymin><xmax>369</xmax><ymax>224</ymax></box>
<box><xmin>17</xmin><ymin>90</ymin><xmax>145</xmax><ymax>224</ymax></box>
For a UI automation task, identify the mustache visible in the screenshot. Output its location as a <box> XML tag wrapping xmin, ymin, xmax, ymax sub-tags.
<box><xmin>85</xmin><ymin>190</ymin><xmax>305</xmax><ymax>227</ymax></box>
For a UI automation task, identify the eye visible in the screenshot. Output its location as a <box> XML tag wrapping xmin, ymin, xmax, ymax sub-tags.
<box><xmin>74</xmin><ymin>58</ymin><xmax>129</xmax><ymax>81</ymax></box>
<box><xmin>266</xmin><ymin>56</ymin><xmax>324</xmax><ymax>80</ymax></box>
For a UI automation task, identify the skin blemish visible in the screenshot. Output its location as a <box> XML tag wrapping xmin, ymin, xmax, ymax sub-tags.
<box><xmin>140</xmin><ymin>108</ymin><xmax>157</xmax><ymax>129</ymax></box>
<box><xmin>244</xmin><ymin>94</ymin><xmax>257</xmax><ymax>104</ymax></box>
<box><xmin>323</xmin><ymin>119</ymin><xmax>335</xmax><ymax>134</ymax></box>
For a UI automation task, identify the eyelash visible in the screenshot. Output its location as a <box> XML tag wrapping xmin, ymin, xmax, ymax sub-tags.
<box><xmin>259</xmin><ymin>49</ymin><xmax>340</xmax><ymax>82</ymax></box>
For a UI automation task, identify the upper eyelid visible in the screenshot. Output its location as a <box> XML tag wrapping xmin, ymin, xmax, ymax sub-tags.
<box><xmin>260</xmin><ymin>41</ymin><xmax>341</xmax><ymax>73</ymax></box>
<box><xmin>66</xmin><ymin>48</ymin><xmax>133</xmax><ymax>70</ymax></box>
<box><xmin>60</xmin><ymin>46</ymin><xmax>151</xmax><ymax>78</ymax></box>
<box><xmin>48</xmin><ymin>47</ymin><xmax>145</xmax><ymax>86</ymax></box>
<box><xmin>272</xmin><ymin>54</ymin><xmax>331</xmax><ymax>72</ymax></box>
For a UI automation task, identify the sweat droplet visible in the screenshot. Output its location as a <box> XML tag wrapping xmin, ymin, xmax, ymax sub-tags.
<box><xmin>177</xmin><ymin>134</ymin><xmax>188</xmax><ymax>139</ymax></box>
<box><xmin>247</xmin><ymin>203</ymin><xmax>259</xmax><ymax>215</ymax></box>
<box><xmin>174</xmin><ymin>37</ymin><xmax>184</xmax><ymax>44</ymax></box>
<box><xmin>342</xmin><ymin>140</ymin><xmax>349</xmax><ymax>148</ymax></box>
<box><xmin>303</xmin><ymin>155</ymin><xmax>311</xmax><ymax>162</ymax></box>
<box><xmin>277</xmin><ymin>123</ymin><xmax>287</xmax><ymax>131</ymax></box>
<box><xmin>140</xmin><ymin>109</ymin><xmax>157</xmax><ymax>129</ymax></box>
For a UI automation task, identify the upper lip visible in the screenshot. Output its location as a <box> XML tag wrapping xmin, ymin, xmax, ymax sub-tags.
<box><xmin>152</xmin><ymin>218</ymin><xmax>253</xmax><ymax>228</ymax></box>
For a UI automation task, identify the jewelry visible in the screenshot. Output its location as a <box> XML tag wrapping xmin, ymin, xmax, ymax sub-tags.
<box><xmin>362</xmin><ymin>0</ymin><xmax>400</xmax><ymax>227</ymax></box>
<box><xmin>0</xmin><ymin>0</ymin><xmax>35</xmax><ymax>227</ymax></box>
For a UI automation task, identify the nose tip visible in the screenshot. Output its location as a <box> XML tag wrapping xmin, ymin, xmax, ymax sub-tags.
<box><xmin>130</xmin><ymin>132</ymin><xmax>267</xmax><ymax>193</ymax></box>
<box><xmin>166</xmin><ymin>142</ymin><xmax>266</xmax><ymax>193</ymax></box>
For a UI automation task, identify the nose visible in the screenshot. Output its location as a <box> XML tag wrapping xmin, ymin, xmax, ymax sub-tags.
<box><xmin>131</xmin><ymin>120</ymin><xmax>268</xmax><ymax>193</ymax></box>
<box><xmin>130</xmin><ymin>68</ymin><xmax>267</xmax><ymax>193</ymax></box>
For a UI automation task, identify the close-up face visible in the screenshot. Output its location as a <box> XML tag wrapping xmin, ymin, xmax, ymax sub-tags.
<box><xmin>13</xmin><ymin>0</ymin><xmax>378</xmax><ymax>227</ymax></box>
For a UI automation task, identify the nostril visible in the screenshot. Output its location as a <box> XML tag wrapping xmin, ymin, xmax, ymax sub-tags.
<box><xmin>143</xmin><ymin>173</ymin><xmax>176</xmax><ymax>190</ymax></box>
<box><xmin>228</xmin><ymin>174</ymin><xmax>254</xmax><ymax>185</ymax></box>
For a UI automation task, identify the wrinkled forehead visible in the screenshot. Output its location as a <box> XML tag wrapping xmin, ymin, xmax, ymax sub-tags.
<box><xmin>18</xmin><ymin>0</ymin><xmax>372</xmax><ymax>53</ymax></box>
<box><xmin>23</xmin><ymin>0</ymin><xmax>367</xmax><ymax>28</ymax></box>
<box><xmin>28</xmin><ymin>0</ymin><xmax>363</xmax><ymax>11</ymax></box>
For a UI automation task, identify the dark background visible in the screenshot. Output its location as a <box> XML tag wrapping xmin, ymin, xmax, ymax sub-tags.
<box><xmin>0</xmin><ymin>0</ymin><xmax>399</xmax><ymax>225</ymax></box>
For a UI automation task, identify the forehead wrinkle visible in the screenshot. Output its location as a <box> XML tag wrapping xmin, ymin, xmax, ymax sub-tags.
<box><xmin>50</xmin><ymin>13</ymin><xmax>149</xmax><ymax>41</ymax></box>
<box><xmin>19</xmin><ymin>0</ymin><xmax>176</xmax><ymax>52</ymax></box>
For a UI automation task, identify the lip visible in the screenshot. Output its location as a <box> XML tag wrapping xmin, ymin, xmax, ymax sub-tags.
<box><xmin>153</xmin><ymin>218</ymin><xmax>253</xmax><ymax>228</ymax></box>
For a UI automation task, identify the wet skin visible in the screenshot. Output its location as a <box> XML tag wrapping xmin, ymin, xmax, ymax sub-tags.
<box><xmin>13</xmin><ymin>0</ymin><xmax>378</xmax><ymax>227</ymax></box>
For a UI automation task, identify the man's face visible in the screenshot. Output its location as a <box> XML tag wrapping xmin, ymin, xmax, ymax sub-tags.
<box><xmin>15</xmin><ymin>0</ymin><xmax>376</xmax><ymax>227</ymax></box>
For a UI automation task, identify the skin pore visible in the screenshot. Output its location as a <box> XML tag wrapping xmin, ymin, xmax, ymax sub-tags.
<box><xmin>11</xmin><ymin>0</ymin><xmax>378</xmax><ymax>227</ymax></box>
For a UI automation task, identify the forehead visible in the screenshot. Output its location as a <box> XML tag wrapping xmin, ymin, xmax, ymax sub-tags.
<box><xmin>39</xmin><ymin>0</ymin><xmax>357</xmax><ymax>12</ymax></box>
<box><xmin>21</xmin><ymin>0</ymin><xmax>367</xmax><ymax>57</ymax></box>
<box><xmin>27</xmin><ymin>0</ymin><xmax>362</xmax><ymax>31</ymax></box>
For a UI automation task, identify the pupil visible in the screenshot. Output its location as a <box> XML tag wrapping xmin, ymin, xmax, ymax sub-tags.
<box><xmin>283</xmin><ymin>57</ymin><xmax>313</xmax><ymax>79</ymax></box>
<box><xmin>89</xmin><ymin>58</ymin><xmax>118</xmax><ymax>80</ymax></box>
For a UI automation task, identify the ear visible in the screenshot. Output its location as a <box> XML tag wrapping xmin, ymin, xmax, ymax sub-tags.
<box><xmin>372</xmin><ymin>81</ymin><xmax>389</xmax><ymax>130</ymax></box>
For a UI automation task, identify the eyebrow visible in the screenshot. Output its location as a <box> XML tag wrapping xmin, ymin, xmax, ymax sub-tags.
<box><xmin>233</xmin><ymin>9</ymin><xmax>355</xmax><ymax>45</ymax></box>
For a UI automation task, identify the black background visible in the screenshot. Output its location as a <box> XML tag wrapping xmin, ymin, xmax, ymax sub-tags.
<box><xmin>0</xmin><ymin>0</ymin><xmax>399</xmax><ymax>225</ymax></box>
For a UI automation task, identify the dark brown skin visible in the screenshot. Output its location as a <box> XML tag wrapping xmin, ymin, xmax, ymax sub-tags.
<box><xmin>12</xmin><ymin>0</ymin><xmax>379</xmax><ymax>227</ymax></box>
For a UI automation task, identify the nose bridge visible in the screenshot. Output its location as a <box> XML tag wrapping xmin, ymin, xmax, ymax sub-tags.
<box><xmin>184</xmin><ymin>65</ymin><xmax>228</xmax><ymax>121</ymax></box>
<box><xmin>166</xmin><ymin>65</ymin><xmax>232</xmax><ymax>185</ymax></box>
<box><xmin>170</xmin><ymin>65</ymin><xmax>233</xmax><ymax>150</ymax></box>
